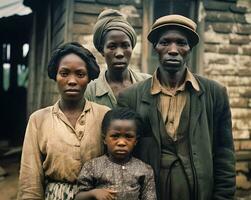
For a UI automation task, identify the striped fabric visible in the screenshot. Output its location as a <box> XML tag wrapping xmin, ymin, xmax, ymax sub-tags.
<box><xmin>45</xmin><ymin>182</ymin><xmax>77</xmax><ymax>200</ymax></box>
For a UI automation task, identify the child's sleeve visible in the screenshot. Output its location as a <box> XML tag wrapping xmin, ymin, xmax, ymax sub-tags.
<box><xmin>140</xmin><ymin>167</ymin><xmax>157</xmax><ymax>200</ymax></box>
<box><xmin>77</xmin><ymin>161</ymin><xmax>95</xmax><ymax>193</ymax></box>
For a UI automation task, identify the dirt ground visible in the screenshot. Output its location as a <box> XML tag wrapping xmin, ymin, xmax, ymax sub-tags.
<box><xmin>0</xmin><ymin>158</ymin><xmax>19</xmax><ymax>200</ymax></box>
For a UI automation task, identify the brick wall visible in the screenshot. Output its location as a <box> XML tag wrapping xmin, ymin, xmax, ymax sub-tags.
<box><xmin>203</xmin><ymin>0</ymin><xmax>251</xmax><ymax>197</ymax></box>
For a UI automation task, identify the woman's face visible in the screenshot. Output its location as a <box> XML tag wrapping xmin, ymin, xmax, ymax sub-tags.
<box><xmin>56</xmin><ymin>53</ymin><xmax>89</xmax><ymax>101</ymax></box>
<box><xmin>102</xmin><ymin>30</ymin><xmax>132</xmax><ymax>73</ymax></box>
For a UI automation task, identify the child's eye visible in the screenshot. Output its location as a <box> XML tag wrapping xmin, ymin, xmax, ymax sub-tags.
<box><xmin>125</xmin><ymin>133</ymin><xmax>135</xmax><ymax>139</ymax></box>
<box><xmin>110</xmin><ymin>133</ymin><xmax>120</xmax><ymax>138</ymax></box>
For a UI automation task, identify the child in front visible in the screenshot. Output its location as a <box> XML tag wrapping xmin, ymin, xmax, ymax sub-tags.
<box><xmin>75</xmin><ymin>108</ymin><xmax>157</xmax><ymax>200</ymax></box>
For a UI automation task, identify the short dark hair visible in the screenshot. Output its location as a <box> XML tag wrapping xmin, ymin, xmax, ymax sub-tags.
<box><xmin>47</xmin><ymin>42</ymin><xmax>100</xmax><ymax>81</ymax></box>
<box><xmin>101</xmin><ymin>108</ymin><xmax>143</xmax><ymax>138</ymax></box>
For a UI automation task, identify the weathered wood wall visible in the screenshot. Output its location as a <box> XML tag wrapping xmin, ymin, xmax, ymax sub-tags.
<box><xmin>27</xmin><ymin>0</ymin><xmax>71</xmax><ymax>114</ymax></box>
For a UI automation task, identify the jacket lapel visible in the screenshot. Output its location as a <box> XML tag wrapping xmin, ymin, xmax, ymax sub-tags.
<box><xmin>189</xmin><ymin>82</ymin><xmax>204</xmax><ymax>138</ymax></box>
<box><xmin>140</xmin><ymin>77</ymin><xmax>205</xmax><ymax>147</ymax></box>
<box><xmin>141</xmin><ymin>81</ymin><xmax>161</xmax><ymax>147</ymax></box>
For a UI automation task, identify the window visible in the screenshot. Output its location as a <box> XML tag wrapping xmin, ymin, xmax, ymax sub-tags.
<box><xmin>1</xmin><ymin>43</ymin><xmax>29</xmax><ymax>91</ymax></box>
<box><xmin>154</xmin><ymin>0</ymin><xmax>198</xmax><ymax>21</ymax></box>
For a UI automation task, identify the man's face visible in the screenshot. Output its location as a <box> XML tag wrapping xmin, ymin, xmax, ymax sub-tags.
<box><xmin>154</xmin><ymin>29</ymin><xmax>191</xmax><ymax>74</ymax></box>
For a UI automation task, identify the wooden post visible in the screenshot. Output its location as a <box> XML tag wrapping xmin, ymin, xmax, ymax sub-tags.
<box><xmin>65</xmin><ymin>0</ymin><xmax>74</xmax><ymax>42</ymax></box>
<box><xmin>27</xmin><ymin>12</ymin><xmax>36</xmax><ymax>115</ymax></box>
<box><xmin>141</xmin><ymin>0</ymin><xmax>154</xmax><ymax>74</ymax></box>
<box><xmin>9</xmin><ymin>42</ymin><xmax>21</xmax><ymax>90</ymax></box>
<box><xmin>0</xmin><ymin>42</ymin><xmax>3</xmax><ymax>93</ymax></box>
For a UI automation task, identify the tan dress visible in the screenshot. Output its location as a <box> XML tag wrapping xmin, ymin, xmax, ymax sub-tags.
<box><xmin>18</xmin><ymin>100</ymin><xmax>110</xmax><ymax>200</ymax></box>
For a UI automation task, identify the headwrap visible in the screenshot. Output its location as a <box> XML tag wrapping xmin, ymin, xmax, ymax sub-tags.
<box><xmin>93</xmin><ymin>9</ymin><xmax>137</xmax><ymax>52</ymax></box>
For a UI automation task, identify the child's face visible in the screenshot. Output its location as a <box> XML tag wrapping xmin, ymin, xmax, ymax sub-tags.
<box><xmin>104</xmin><ymin>119</ymin><xmax>137</xmax><ymax>163</ymax></box>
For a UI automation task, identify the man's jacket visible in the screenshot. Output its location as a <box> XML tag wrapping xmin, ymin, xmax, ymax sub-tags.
<box><xmin>118</xmin><ymin>75</ymin><xmax>235</xmax><ymax>200</ymax></box>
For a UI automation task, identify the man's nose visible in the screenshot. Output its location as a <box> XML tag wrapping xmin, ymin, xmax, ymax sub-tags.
<box><xmin>168</xmin><ymin>43</ymin><xmax>179</xmax><ymax>56</ymax></box>
<box><xmin>115</xmin><ymin>47</ymin><xmax>124</xmax><ymax>58</ymax></box>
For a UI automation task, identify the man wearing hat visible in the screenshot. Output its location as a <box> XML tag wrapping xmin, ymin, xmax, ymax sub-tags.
<box><xmin>118</xmin><ymin>14</ymin><xmax>235</xmax><ymax>200</ymax></box>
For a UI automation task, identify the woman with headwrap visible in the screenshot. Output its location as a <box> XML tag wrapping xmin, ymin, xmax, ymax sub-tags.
<box><xmin>84</xmin><ymin>9</ymin><xmax>151</xmax><ymax>108</ymax></box>
<box><xmin>18</xmin><ymin>42</ymin><xmax>110</xmax><ymax>200</ymax></box>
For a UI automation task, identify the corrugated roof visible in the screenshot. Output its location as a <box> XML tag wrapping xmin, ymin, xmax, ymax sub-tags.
<box><xmin>0</xmin><ymin>0</ymin><xmax>31</xmax><ymax>19</ymax></box>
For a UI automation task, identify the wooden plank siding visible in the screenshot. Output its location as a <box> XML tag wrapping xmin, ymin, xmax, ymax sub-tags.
<box><xmin>51</xmin><ymin>0</ymin><xmax>67</xmax><ymax>50</ymax></box>
<box><xmin>48</xmin><ymin>0</ymin><xmax>70</xmax><ymax>106</ymax></box>
<box><xmin>52</xmin><ymin>29</ymin><xmax>65</xmax><ymax>53</ymax></box>
<box><xmin>52</xmin><ymin>0</ymin><xmax>66</xmax><ymax>25</ymax></box>
<box><xmin>52</xmin><ymin>9</ymin><xmax>66</xmax><ymax>35</ymax></box>
<box><xmin>73</xmin><ymin>13</ymin><xmax>98</xmax><ymax>24</ymax></box>
<box><xmin>74</xmin><ymin>2</ymin><xmax>116</xmax><ymax>15</ymax></box>
<box><xmin>141</xmin><ymin>0</ymin><xmax>153</xmax><ymax>73</ymax></box>
<box><xmin>73</xmin><ymin>24</ymin><xmax>94</xmax><ymax>34</ymax></box>
<box><xmin>27</xmin><ymin>0</ymin><xmax>72</xmax><ymax>113</ymax></box>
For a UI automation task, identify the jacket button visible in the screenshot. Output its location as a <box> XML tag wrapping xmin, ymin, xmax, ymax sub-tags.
<box><xmin>80</xmin><ymin>120</ymin><xmax>85</xmax><ymax>125</ymax></box>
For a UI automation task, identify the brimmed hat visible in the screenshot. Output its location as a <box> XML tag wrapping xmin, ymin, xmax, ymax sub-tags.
<box><xmin>147</xmin><ymin>14</ymin><xmax>199</xmax><ymax>47</ymax></box>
